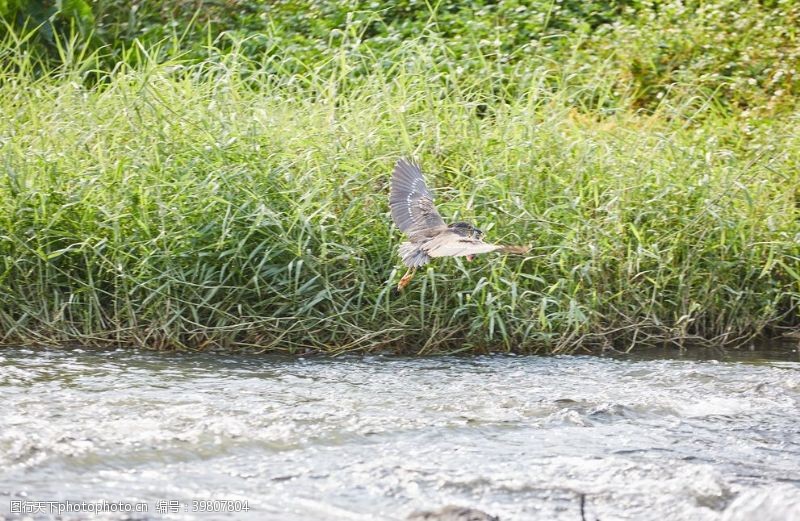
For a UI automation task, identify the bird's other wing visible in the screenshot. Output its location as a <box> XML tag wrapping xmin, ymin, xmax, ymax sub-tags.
<box><xmin>390</xmin><ymin>159</ymin><xmax>446</xmax><ymax>234</ymax></box>
<box><xmin>423</xmin><ymin>232</ymin><xmax>503</xmax><ymax>258</ymax></box>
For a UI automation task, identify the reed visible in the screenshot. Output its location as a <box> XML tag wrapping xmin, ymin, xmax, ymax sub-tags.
<box><xmin>0</xmin><ymin>27</ymin><xmax>798</xmax><ymax>353</ymax></box>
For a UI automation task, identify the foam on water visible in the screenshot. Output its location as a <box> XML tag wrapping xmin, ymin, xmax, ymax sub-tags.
<box><xmin>0</xmin><ymin>348</ymin><xmax>798</xmax><ymax>520</ymax></box>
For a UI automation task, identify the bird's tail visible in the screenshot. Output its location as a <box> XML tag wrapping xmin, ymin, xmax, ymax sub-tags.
<box><xmin>399</xmin><ymin>242</ymin><xmax>431</xmax><ymax>267</ymax></box>
<box><xmin>498</xmin><ymin>245</ymin><xmax>530</xmax><ymax>255</ymax></box>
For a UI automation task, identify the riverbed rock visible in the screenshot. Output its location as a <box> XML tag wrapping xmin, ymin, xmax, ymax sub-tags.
<box><xmin>406</xmin><ymin>505</ymin><xmax>499</xmax><ymax>521</ymax></box>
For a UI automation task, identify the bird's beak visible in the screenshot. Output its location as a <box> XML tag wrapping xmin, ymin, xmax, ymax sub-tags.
<box><xmin>466</xmin><ymin>255</ymin><xmax>475</xmax><ymax>262</ymax></box>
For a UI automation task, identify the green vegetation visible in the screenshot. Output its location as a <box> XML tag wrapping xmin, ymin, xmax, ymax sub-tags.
<box><xmin>1</xmin><ymin>1</ymin><xmax>798</xmax><ymax>353</ymax></box>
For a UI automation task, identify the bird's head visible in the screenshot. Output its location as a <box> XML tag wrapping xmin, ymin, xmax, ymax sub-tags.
<box><xmin>448</xmin><ymin>221</ymin><xmax>484</xmax><ymax>262</ymax></box>
<box><xmin>448</xmin><ymin>221</ymin><xmax>483</xmax><ymax>239</ymax></box>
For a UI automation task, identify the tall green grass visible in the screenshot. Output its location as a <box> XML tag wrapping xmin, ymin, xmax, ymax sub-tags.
<box><xmin>1</xmin><ymin>30</ymin><xmax>798</xmax><ymax>353</ymax></box>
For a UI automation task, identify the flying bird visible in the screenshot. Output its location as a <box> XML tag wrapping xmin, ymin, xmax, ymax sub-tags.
<box><xmin>389</xmin><ymin>158</ymin><xmax>529</xmax><ymax>292</ymax></box>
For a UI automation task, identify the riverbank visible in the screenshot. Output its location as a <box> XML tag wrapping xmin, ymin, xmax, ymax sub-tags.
<box><xmin>1</xmin><ymin>4</ymin><xmax>799</xmax><ymax>353</ymax></box>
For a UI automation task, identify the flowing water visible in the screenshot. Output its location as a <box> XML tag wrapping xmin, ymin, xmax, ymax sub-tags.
<box><xmin>1</xmin><ymin>346</ymin><xmax>799</xmax><ymax>521</ymax></box>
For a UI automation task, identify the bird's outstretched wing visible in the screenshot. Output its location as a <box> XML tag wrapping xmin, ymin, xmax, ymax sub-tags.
<box><xmin>390</xmin><ymin>159</ymin><xmax>446</xmax><ymax>234</ymax></box>
<box><xmin>423</xmin><ymin>232</ymin><xmax>529</xmax><ymax>258</ymax></box>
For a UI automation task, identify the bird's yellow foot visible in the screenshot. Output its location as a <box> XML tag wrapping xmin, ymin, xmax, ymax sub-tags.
<box><xmin>396</xmin><ymin>268</ymin><xmax>416</xmax><ymax>293</ymax></box>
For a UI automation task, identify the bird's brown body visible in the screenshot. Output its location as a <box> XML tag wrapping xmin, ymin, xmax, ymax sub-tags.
<box><xmin>389</xmin><ymin>159</ymin><xmax>528</xmax><ymax>292</ymax></box>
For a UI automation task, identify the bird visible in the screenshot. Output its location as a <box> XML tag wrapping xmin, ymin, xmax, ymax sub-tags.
<box><xmin>389</xmin><ymin>158</ymin><xmax>529</xmax><ymax>293</ymax></box>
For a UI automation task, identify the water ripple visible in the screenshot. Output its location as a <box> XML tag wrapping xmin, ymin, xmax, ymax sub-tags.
<box><xmin>0</xmin><ymin>348</ymin><xmax>799</xmax><ymax>520</ymax></box>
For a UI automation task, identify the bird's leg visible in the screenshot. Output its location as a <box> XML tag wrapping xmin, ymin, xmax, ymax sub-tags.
<box><xmin>396</xmin><ymin>267</ymin><xmax>417</xmax><ymax>292</ymax></box>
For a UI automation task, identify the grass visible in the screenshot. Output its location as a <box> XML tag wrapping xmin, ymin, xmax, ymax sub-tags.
<box><xmin>0</xmin><ymin>25</ymin><xmax>798</xmax><ymax>354</ymax></box>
